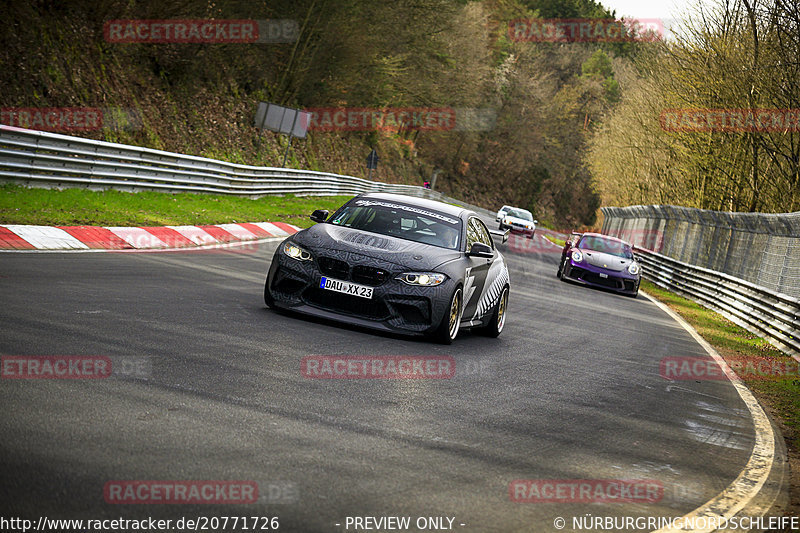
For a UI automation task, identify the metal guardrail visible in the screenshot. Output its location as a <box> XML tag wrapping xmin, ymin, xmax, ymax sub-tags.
<box><xmin>633</xmin><ymin>247</ymin><xmax>800</xmax><ymax>361</ymax></box>
<box><xmin>0</xmin><ymin>125</ymin><xmax>494</xmax><ymax>218</ymax></box>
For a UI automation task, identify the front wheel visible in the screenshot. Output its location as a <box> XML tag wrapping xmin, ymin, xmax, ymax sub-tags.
<box><xmin>435</xmin><ymin>286</ymin><xmax>463</xmax><ymax>345</ymax></box>
<box><xmin>264</xmin><ymin>276</ymin><xmax>275</xmax><ymax>308</ymax></box>
<box><xmin>478</xmin><ymin>286</ymin><xmax>508</xmax><ymax>338</ymax></box>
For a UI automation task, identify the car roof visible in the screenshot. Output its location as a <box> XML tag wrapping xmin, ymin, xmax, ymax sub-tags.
<box><xmin>355</xmin><ymin>192</ymin><xmax>469</xmax><ymax>218</ymax></box>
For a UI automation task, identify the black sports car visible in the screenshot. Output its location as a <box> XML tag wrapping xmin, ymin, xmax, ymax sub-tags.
<box><xmin>264</xmin><ymin>193</ymin><xmax>510</xmax><ymax>343</ymax></box>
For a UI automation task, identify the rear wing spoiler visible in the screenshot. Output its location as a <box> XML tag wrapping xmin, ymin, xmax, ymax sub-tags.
<box><xmin>565</xmin><ymin>231</ymin><xmax>582</xmax><ymax>246</ymax></box>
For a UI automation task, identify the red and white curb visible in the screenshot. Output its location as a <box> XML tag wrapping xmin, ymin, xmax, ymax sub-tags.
<box><xmin>0</xmin><ymin>222</ymin><xmax>300</xmax><ymax>251</ymax></box>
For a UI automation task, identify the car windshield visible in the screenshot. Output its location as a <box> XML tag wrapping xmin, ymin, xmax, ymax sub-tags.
<box><xmin>505</xmin><ymin>208</ymin><xmax>533</xmax><ymax>221</ymax></box>
<box><xmin>578</xmin><ymin>235</ymin><xmax>633</xmax><ymax>259</ymax></box>
<box><xmin>329</xmin><ymin>198</ymin><xmax>462</xmax><ymax>250</ymax></box>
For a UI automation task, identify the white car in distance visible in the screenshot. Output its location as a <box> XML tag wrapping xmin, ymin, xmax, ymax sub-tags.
<box><xmin>497</xmin><ymin>206</ymin><xmax>537</xmax><ymax>239</ymax></box>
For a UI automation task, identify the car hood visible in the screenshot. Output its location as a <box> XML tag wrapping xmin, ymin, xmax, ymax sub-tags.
<box><xmin>293</xmin><ymin>223</ymin><xmax>463</xmax><ymax>271</ymax></box>
<box><xmin>503</xmin><ymin>216</ymin><xmax>534</xmax><ymax>226</ymax></box>
<box><xmin>581</xmin><ymin>250</ymin><xmax>632</xmax><ymax>272</ymax></box>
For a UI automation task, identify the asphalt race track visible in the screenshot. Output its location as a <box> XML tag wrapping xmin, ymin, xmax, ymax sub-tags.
<box><xmin>0</xmin><ymin>232</ymin><xmax>785</xmax><ymax>532</ymax></box>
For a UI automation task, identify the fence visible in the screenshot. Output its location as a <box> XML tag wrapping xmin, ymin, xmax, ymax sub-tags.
<box><xmin>0</xmin><ymin>125</ymin><xmax>494</xmax><ymax>218</ymax></box>
<box><xmin>601</xmin><ymin>205</ymin><xmax>800</xmax><ymax>298</ymax></box>
<box><xmin>602</xmin><ymin>205</ymin><xmax>800</xmax><ymax>360</ymax></box>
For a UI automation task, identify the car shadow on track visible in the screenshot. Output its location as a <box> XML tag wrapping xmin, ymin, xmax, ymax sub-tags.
<box><xmin>558</xmin><ymin>275</ymin><xmax>639</xmax><ymax>299</ymax></box>
<box><xmin>259</xmin><ymin>305</ymin><xmax>493</xmax><ymax>345</ymax></box>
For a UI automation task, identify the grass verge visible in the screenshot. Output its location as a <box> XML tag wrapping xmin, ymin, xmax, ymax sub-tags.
<box><xmin>0</xmin><ymin>184</ymin><xmax>352</xmax><ymax>228</ymax></box>
<box><xmin>543</xmin><ymin>234</ymin><xmax>566</xmax><ymax>247</ymax></box>
<box><xmin>641</xmin><ymin>279</ymin><xmax>800</xmax><ymax>514</ymax></box>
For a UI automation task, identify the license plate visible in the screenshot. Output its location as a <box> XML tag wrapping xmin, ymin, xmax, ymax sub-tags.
<box><xmin>599</xmin><ymin>273</ymin><xmax>608</xmax><ymax>278</ymax></box>
<box><xmin>320</xmin><ymin>277</ymin><xmax>374</xmax><ymax>299</ymax></box>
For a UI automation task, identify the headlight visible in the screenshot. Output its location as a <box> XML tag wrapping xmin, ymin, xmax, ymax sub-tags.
<box><xmin>283</xmin><ymin>241</ymin><xmax>312</xmax><ymax>261</ymax></box>
<box><xmin>397</xmin><ymin>272</ymin><xmax>446</xmax><ymax>286</ymax></box>
<box><xmin>628</xmin><ymin>263</ymin><xmax>640</xmax><ymax>275</ymax></box>
<box><xmin>571</xmin><ymin>250</ymin><xmax>583</xmax><ymax>262</ymax></box>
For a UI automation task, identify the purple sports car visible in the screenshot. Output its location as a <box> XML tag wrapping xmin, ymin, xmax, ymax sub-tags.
<box><xmin>557</xmin><ymin>232</ymin><xmax>641</xmax><ymax>297</ymax></box>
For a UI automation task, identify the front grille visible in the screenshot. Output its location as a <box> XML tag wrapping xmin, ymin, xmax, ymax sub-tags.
<box><xmin>580</xmin><ymin>270</ymin><xmax>622</xmax><ymax>289</ymax></box>
<box><xmin>317</xmin><ymin>256</ymin><xmax>350</xmax><ymax>280</ymax></box>
<box><xmin>303</xmin><ymin>288</ymin><xmax>390</xmax><ymax>320</ymax></box>
<box><xmin>623</xmin><ymin>279</ymin><xmax>636</xmax><ymax>292</ymax></box>
<box><xmin>351</xmin><ymin>265</ymin><xmax>390</xmax><ymax>286</ymax></box>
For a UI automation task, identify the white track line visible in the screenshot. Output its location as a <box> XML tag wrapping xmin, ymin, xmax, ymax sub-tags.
<box><xmin>644</xmin><ymin>291</ymin><xmax>778</xmax><ymax>533</ymax></box>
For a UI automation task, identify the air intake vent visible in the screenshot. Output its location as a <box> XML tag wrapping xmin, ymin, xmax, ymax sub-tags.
<box><xmin>344</xmin><ymin>232</ymin><xmax>396</xmax><ymax>250</ymax></box>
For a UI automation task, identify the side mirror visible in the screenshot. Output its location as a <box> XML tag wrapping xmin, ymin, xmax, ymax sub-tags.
<box><xmin>489</xmin><ymin>229</ymin><xmax>509</xmax><ymax>244</ymax></box>
<box><xmin>310</xmin><ymin>209</ymin><xmax>329</xmax><ymax>223</ymax></box>
<box><xmin>533</xmin><ymin>220</ymin><xmax>538</xmax><ymax>225</ymax></box>
<box><xmin>467</xmin><ymin>242</ymin><xmax>494</xmax><ymax>258</ymax></box>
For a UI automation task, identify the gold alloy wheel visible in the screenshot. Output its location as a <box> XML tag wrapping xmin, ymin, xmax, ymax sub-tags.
<box><xmin>497</xmin><ymin>288</ymin><xmax>508</xmax><ymax>332</ymax></box>
<box><xmin>448</xmin><ymin>289</ymin><xmax>462</xmax><ymax>339</ymax></box>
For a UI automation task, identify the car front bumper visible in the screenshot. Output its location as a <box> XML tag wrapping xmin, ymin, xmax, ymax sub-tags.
<box><xmin>266</xmin><ymin>249</ymin><xmax>455</xmax><ymax>336</ymax></box>
<box><xmin>563</xmin><ymin>260</ymin><xmax>639</xmax><ymax>295</ymax></box>
<box><xmin>499</xmin><ymin>223</ymin><xmax>534</xmax><ymax>237</ymax></box>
